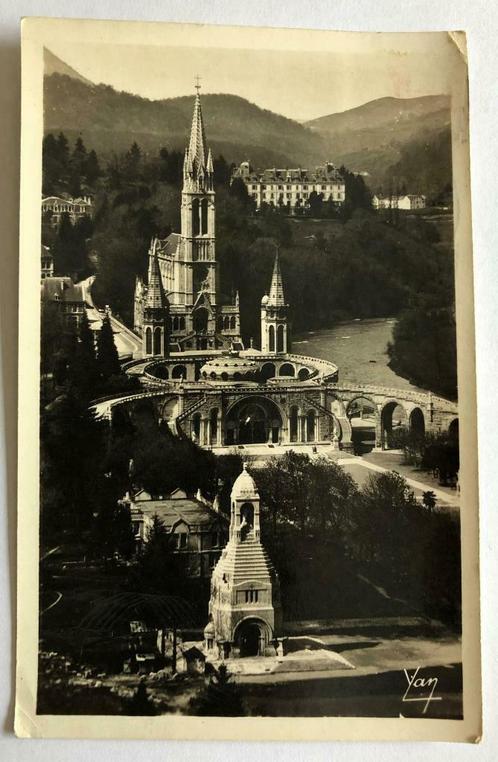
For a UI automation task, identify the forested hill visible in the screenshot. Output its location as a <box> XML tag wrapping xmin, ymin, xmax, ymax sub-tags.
<box><xmin>44</xmin><ymin>73</ymin><xmax>327</xmax><ymax>169</ymax></box>
<box><xmin>44</xmin><ymin>51</ymin><xmax>452</xmax><ymax>198</ymax></box>
<box><xmin>306</xmin><ymin>95</ymin><xmax>452</xmax><ymax>198</ymax></box>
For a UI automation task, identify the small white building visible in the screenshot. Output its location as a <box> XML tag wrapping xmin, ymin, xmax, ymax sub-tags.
<box><xmin>372</xmin><ymin>194</ymin><xmax>426</xmax><ymax>210</ymax></box>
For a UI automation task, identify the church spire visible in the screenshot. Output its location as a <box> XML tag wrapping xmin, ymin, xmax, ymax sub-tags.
<box><xmin>145</xmin><ymin>243</ymin><xmax>168</xmax><ymax>310</ymax></box>
<box><xmin>268</xmin><ymin>250</ymin><xmax>286</xmax><ymax>306</ymax></box>
<box><xmin>188</xmin><ymin>89</ymin><xmax>208</xmax><ymax>177</ymax></box>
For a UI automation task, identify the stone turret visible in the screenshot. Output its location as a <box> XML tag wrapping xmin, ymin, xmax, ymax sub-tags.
<box><xmin>206</xmin><ymin>465</ymin><xmax>281</xmax><ymax>659</ymax></box>
<box><xmin>142</xmin><ymin>244</ymin><xmax>170</xmax><ymax>357</ymax></box>
<box><xmin>261</xmin><ymin>250</ymin><xmax>290</xmax><ymax>353</ymax></box>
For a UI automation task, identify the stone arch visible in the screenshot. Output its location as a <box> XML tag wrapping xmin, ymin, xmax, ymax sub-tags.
<box><xmin>279</xmin><ymin>362</ymin><xmax>295</xmax><ymax>377</ymax></box>
<box><xmin>145</xmin><ymin>327</ymin><xmax>152</xmax><ymax>355</ymax></box>
<box><xmin>260</xmin><ymin>362</ymin><xmax>276</xmax><ymax>382</ymax></box>
<box><xmin>277</xmin><ymin>324</ymin><xmax>285</xmax><ymax>352</ymax></box>
<box><xmin>449</xmin><ymin>418</ymin><xmax>459</xmax><ymax>439</ymax></box>
<box><xmin>298</xmin><ymin>367</ymin><xmax>310</xmax><ymax>381</ymax></box>
<box><xmin>269</xmin><ymin>324</ymin><xmax>275</xmax><ymax>352</ymax></box>
<box><xmin>225</xmin><ymin>396</ymin><xmax>284</xmax><ymax>445</ymax></box>
<box><xmin>172</xmin><ymin>364</ymin><xmax>187</xmax><ymax>380</ymax></box>
<box><xmin>409</xmin><ymin>407</ymin><xmax>425</xmax><ymax>436</ymax></box>
<box><xmin>380</xmin><ymin>400</ymin><xmax>409</xmax><ymax>448</ymax></box>
<box><xmin>346</xmin><ymin>396</ymin><xmax>377</xmax><ymax>421</ymax></box>
<box><xmin>233</xmin><ymin>616</ymin><xmax>271</xmax><ymax>657</ymax></box>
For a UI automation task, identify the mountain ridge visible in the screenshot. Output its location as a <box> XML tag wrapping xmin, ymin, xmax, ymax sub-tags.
<box><xmin>43</xmin><ymin>51</ymin><xmax>452</xmax><ymax>196</ymax></box>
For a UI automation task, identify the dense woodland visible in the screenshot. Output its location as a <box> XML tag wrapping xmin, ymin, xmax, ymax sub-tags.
<box><xmin>42</xmin><ymin>131</ymin><xmax>457</xmax><ymax>398</ymax></box>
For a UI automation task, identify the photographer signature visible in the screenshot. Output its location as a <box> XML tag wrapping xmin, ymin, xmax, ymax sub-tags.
<box><xmin>402</xmin><ymin>667</ymin><xmax>442</xmax><ymax>714</ymax></box>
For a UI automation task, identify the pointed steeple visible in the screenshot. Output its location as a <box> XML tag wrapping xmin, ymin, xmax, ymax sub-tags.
<box><xmin>268</xmin><ymin>250</ymin><xmax>286</xmax><ymax>306</ymax></box>
<box><xmin>188</xmin><ymin>90</ymin><xmax>207</xmax><ymax>176</ymax></box>
<box><xmin>207</xmin><ymin>147</ymin><xmax>213</xmax><ymax>174</ymax></box>
<box><xmin>145</xmin><ymin>243</ymin><xmax>168</xmax><ymax>310</ymax></box>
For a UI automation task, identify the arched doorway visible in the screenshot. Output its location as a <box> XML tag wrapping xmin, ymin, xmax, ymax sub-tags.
<box><xmin>225</xmin><ymin>397</ymin><xmax>283</xmax><ymax>445</ymax></box>
<box><xmin>234</xmin><ymin>618</ymin><xmax>269</xmax><ymax>657</ymax></box>
<box><xmin>306</xmin><ymin>410</ymin><xmax>316</xmax><ymax>442</ymax></box>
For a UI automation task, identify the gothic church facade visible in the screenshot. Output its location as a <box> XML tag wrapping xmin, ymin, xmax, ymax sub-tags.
<box><xmin>134</xmin><ymin>89</ymin><xmax>242</xmax><ymax>355</ymax></box>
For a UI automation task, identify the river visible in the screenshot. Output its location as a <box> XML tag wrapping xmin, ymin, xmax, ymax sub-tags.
<box><xmin>294</xmin><ymin>318</ymin><xmax>425</xmax><ymax>392</ymax></box>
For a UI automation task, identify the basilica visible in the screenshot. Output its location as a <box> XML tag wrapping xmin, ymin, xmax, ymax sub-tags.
<box><xmin>102</xmin><ymin>89</ymin><xmax>457</xmax><ymax>458</ymax></box>
<box><xmin>133</xmin><ymin>87</ymin><xmax>242</xmax><ymax>354</ymax></box>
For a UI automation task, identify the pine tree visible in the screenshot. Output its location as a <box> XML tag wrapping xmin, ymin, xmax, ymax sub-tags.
<box><xmin>96</xmin><ymin>313</ymin><xmax>121</xmax><ymax>381</ymax></box>
<box><xmin>84</xmin><ymin>149</ymin><xmax>101</xmax><ymax>186</ymax></box>
<box><xmin>69</xmin><ymin>311</ymin><xmax>99</xmax><ymax>398</ymax></box>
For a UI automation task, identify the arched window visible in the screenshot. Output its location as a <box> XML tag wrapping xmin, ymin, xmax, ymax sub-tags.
<box><xmin>180</xmin><ymin>316</ymin><xmax>185</xmax><ymax>331</ymax></box>
<box><xmin>153</xmin><ymin>327</ymin><xmax>161</xmax><ymax>355</ymax></box>
<box><xmin>290</xmin><ymin>406</ymin><xmax>299</xmax><ymax>442</ymax></box>
<box><xmin>306</xmin><ymin>410</ymin><xmax>316</xmax><ymax>442</ymax></box>
<box><xmin>192</xmin><ymin>198</ymin><xmax>200</xmax><ymax>236</ymax></box>
<box><xmin>277</xmin><ymin>324</ymin><xmax>285</xmax><ymax>352</ymax></box>
<box><xmin>230</xmin><ymin>315</ymin><xmax>236</xmax><ymax>330</ymax></box>
<box><xmin>201</xmin><ymin>198</ymin><xmax>208</xmax><ymax>234</ymax></box>
<box><xmin>145</xmin><ymin>327</ymin><xmax>152</xmax><ymax>355</ymax></box>
<box><xmin>269</xmin><ymin>325</ymin><xmax>275</xmax><ymax>352</ymax></box>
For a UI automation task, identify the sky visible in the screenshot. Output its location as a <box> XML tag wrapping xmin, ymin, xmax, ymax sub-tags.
<box><xmin>45</xmin><ymin>35</ymin><xmax>456</xmax><ymax>122</ymax></box>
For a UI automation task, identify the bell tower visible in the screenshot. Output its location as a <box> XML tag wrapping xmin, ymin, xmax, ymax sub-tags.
<box><xmin>206</xmin><ymin>465</ymin><xmax>281</xmax><ymax>659</ymax></box>
<box><xmin>261</xmin><ymin>250</ymin><xmax>289</xmax><ymax>353</ymax></box>
<box><xmin>180</xmin><ymin>81</ymin><xmax>218</xmax><ymax>309</ymax></box>
<box><xmin>142</xmin><ymin>246</ymin><xmax>170</xmax><ymax>358</ymax></box>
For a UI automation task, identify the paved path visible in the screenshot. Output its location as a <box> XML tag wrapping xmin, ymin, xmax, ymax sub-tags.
<box><xmin>337</xmin><ymin>456</ymin><xmax>459</xmax><ymax>507</ymax></box>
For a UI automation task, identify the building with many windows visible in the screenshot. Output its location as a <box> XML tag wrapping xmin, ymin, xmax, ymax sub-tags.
<box><xmin>41</xmin><ymin>194</ymin><xmax>93</xmax><ymax>227</ymax></box>
<box><xmin>231</xmin><ymin>160</ymin><xmax>346</xmax><ymax>212</ymax></box>
<box><xmin>120</xmin><ymin>487</ymin><xmax>229</xmax><ymax>578</ymax></box>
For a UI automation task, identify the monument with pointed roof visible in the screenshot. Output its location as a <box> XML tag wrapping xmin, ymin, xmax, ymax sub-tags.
<box><xmin>134</xmin><ymin>83</ymin><xmax>242</xmax><ymax>352</ymax></box>
<box><xmin>205</xmin><ymin>464</ymin><xmax>282</xmax><ymax>658</ymax></box>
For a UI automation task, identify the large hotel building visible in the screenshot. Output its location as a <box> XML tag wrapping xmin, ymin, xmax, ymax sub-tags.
<box><xmin>231</xmin><ymin>160</ymin><xmax>346</xmax><ymax>212</ymax></box>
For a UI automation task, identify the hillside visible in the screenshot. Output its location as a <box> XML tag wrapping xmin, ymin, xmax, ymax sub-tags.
<box><xmin>306</xmin><ymin>96</ymin><xmax>451</xmax><ymax>193</ymax></box>
<box><xmin>44</xmin><ymin>73</ymin><xmax>328</xmax><ymax>169</ymax></box>
<box><xmin>43</xmin><ymin>51</ymin><xmax>452</xmax><ymax>197</ymax></box>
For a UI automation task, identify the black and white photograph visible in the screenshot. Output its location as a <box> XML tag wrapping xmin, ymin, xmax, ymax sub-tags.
<box><xmin>15</xmin><ymin>17</ymin><xmax>480</xmax><ymax>741</ymax></box>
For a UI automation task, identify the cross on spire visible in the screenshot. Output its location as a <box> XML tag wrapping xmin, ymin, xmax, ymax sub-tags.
<box><xmin>194</xmin><ymin>74</ymin><xmax>202</xmax><ymax>92</ymax></box>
